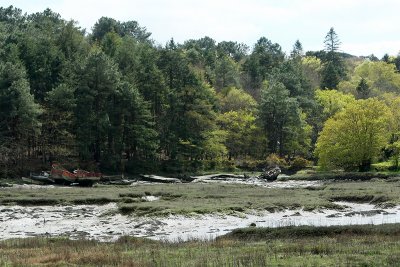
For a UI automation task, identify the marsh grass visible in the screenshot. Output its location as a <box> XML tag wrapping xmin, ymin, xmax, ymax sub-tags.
<box><xmin>1</xmin><ymin>179</ymin><xmax>400</xmax><ymax>216</ymax></box>
<box><xmin>286</xmin><ymin>169</ymin><xmax>394</xmax><ymax>181</ymax></box>
<box><xmin>1</xmin><ymin>224</ymin><xmax>400</xmax><ymax>266</ymax></box>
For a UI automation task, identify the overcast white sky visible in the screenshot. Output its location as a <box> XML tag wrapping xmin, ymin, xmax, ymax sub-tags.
<box><xmin>2</xmin><ymin>0</ymin><xmax>400</xmax><ymax>57</ymax></box>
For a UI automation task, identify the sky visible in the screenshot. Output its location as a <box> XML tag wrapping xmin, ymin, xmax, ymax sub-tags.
<box><xmin>2</xmin><ymin>0</ymin><xmax>400</xmax><ymax>57</ymax></box>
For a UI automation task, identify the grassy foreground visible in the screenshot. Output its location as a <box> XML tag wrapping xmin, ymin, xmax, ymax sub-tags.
<box><xmin>0</xmin><ymin>224</ymin><xmax>399</xmax><ymax>266</ymax></box>
<box><xmin>1</xmin><ymin>178</ymin><xmax>400</xmax><ymax>215</ymax></box>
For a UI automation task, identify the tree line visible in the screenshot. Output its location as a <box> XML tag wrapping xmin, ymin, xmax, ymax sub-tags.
<box><xmin>1</xmin><ymin>6</ymin><xmax>400</xmax><ymax>176</ymax></box>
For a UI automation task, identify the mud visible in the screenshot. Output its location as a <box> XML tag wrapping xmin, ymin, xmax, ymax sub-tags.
<box><xmin>1</xmin><ymin>201</ymin><xmax>399</xmax><ymax>242</ymax></box>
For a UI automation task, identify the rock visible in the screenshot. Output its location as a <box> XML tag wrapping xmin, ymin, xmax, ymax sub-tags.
<box><xmin>258</xmin><ymin>167</ymin><xmax>281</xmax><ymax>181</ymax></box>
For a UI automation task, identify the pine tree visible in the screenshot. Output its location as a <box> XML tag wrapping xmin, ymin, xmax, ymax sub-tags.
<box><xmin>320</xmin><ymin>27</ymin><xmax>346</xmax><ymax>89</ymax></box>
<box><xmin>356</xmin><ymin>78</ymin><xmax>370</xmax><ymax>99</ymax></box>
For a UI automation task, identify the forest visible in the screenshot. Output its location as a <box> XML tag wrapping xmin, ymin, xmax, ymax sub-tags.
<box><xmin>1</xmin><ymin>5</ymin><xmax>400</xmax><ymax>176</ymax></box>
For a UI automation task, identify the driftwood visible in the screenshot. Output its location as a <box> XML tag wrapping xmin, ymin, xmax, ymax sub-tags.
<box><xmin>139</xmin><ymin>174</ymin><xmax>181</xmax><ymax>183</ymax></box>
<box><xmin>191</xmin><ymin>173</ymin><xmax>246</xmax><ymax>183</ymax></box>
<box><xmin>108</xmin><ymin>179</ymin><xmax>134</xmax><ymax>185</ymax></box>
<box><xmin>258</xmin><ymin>167</ymin><xmax>281</xmax><ymax>181</ymax></box>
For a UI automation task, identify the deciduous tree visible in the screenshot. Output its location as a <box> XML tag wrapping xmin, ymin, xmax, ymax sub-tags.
<box><xmin>315</xmin><ymin>98</ymin><xmax>391</xmax><ymax>171</ymax></box>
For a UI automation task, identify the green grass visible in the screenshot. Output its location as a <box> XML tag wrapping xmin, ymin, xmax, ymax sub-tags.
<box><xmin>1</xmin><ymin>224</ymin><xmax>400</xmax><ymax>266</ymax></box>
<box><xmin>1</xmin><ymin>179</ymin><xmax>400</xmax><ymax>216</ymax></box>
<box><xmin>285</xmin><ymin>169</ymin><xmax>395</xmax><ymax>181</ymax></box>
<box><xmin>223</xmin><ymin>224</ymin><xmax>400</xmax><ymax>240</ymax></box>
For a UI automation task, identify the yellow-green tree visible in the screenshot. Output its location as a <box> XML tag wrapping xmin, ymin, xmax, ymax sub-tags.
<box><xmin>381</xmin><ymin>93</ymin><xmax>400</xmax><ymax>169</ymax></box>
<box><xmin>311</xmin><ymin>89</ymin><xmax>355</xmax><ymax>144</ymax></box>
<box><xmin>315</xmin><ymin>98</ymin><xmax>391</xmax><ymax>171</ymax></box>
<box><xmin>217</xmin><ymin>87</ymin><xmax>265</xmax><ymax>159</ymax></box>
<box><xmin>338</xmin><ymin>61</ymin><xmax>400</xmax><ymax>96</ymax></box>
<box><xmin>301</xmin><ymin>56</ymin><xmax>322</xmax><ymax>90</ymax></box>
<box><xmin>315</xmin><ymin>89</ymin><xmax>355</xmax><ymax>119</ymax></box>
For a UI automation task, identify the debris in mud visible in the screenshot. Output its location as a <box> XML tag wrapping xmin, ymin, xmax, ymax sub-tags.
<box><xmin>139</xmin><ymin>174</ymin><xmax>181</xmax><ymax>183</ymax></box>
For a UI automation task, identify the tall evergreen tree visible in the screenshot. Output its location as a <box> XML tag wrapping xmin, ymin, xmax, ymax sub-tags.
<box><xmin>0</xmin><ymin>61</ymin><xmax>42</xmax><ymax>174</ymax></box>
<box><xmin>242</xmin><ymin>37</ymin><xmax>285</xmax><ymax>98</ymax></box>
<box><xmin>356</xmin><ymin>78</ymin><xmax>370</xmax><ymax>99</ymax></box>
<box><xmin>290</xmin><ymin>40</ymin><xmax>304</xmax><ymax>59</ymax></box>
<box><xmin>260</xmin><ymin>81</ymin><xmax>302</xmax><ymax>155</ymax></box>
<box><xmin>320</xmin><ymin>27</ymin><xmax>346</xmax><ymax>89</ymax></box>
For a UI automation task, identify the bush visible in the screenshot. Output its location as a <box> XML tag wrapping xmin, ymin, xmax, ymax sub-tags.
<box><xmin>236</xmin><ymin>159</ymin><xmax>266</xmax><ymax>171</ymax></box>
<box><xmin>266</xmin><ymin>154</ymin><xmax>288</xmax><ymax>169</ymax></box>
<box><xmin>289</xmin><ymin>156</ymin><xmax>311</xmax><ymax>172</ymax></box>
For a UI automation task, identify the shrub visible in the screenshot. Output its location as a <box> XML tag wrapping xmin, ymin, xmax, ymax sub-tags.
<box><xmin>289</xmin><ymin>156</ymin><xmax>311</xmax><ymax>172</ymax></box>
<box><xmin>266</xmin><ymin>154</ymin><xmax>288</xmax><ymax>169</ymax></box>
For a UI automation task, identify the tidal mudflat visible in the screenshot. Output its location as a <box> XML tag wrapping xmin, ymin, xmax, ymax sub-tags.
<box><xmin>1</xmin><ymin>201</ymin><xmax>399</xmax><ymax>242</ymax></box>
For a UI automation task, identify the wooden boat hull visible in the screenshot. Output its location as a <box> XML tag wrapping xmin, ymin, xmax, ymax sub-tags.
<box><xmin>28</xmin><ymin>173</ymin><xmax>55</xmax><ymax>184</ymax></box>
<box><xmin>50</xmin><ymin>164</ymin><xmax>101</xmax><ymax>186</ymax></box>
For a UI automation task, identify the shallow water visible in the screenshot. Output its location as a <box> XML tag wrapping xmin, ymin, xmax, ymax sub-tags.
<box><xmin>1</xmin><ymin>201</ymin><xmax>399</xmax><ymax>242</ymax></box>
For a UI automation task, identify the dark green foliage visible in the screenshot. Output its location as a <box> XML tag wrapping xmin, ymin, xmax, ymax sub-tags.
<box><xmin>290</xmin><ymin>39</ymin><xmax>303</xmax><ymax>59</ymax></box>
<box><xmin>3</xmin><ymin>5</ymin><xmax>398</xmax><ymax>176</ymax></box>
<box><xmin>394</xmin><ymin>54</ymin><xmax>400</xmax><ymax>72</ymax></box>
<box><xmin>324</xmin><ymin>27</ymin><xmax>341</xmax><ymax>54</ymax></box>
<box><xmin>382</xmin><ymin>53</ymin><xmax>390</xmax><ymax>63</ymax></box>
<box><xmin>356</xmin><ymin>77</ymin><xmax>370</xmax><ymax>99</ymax></box>
<box><xmin>0</xmin><ymin>61</ymin><xmax>41</xmax><ymax>176</ymax></box>
<box><xmin>73</xmin><ymin>48</ymin><xmax>157</xmax><ymax>170</ymax></box>
<box><xmin>320</xmin><ymin>27</ymin><xmax>346</xmax><ymax>89</ymax></box>
<box><xmin>260</xmin><ymin>81</ymin><xmax>301</xmax><ymax>155</ymax></box>
<box><xmin>321</xmin><ymin>61</ymin><xmax>340</xmax><ymax>89</ymax></box>
<box><xmin>91</xmin><ymin>17</ymin><xmax>151</xmax><ymax>43</ymax></box>
<box><xmin>216</xmin><ymin>41</ymin><xmax>248</xmax><ymax>62</ymax></box>
<box><xmin>242</xmin><ymin>37</ymin><xmax>285</xmax><ymax>97</ymax></box>
<box><xmin>0</xmin><ymin>6</ymin><xmax>323</xmax><ymax>175</ymax></box>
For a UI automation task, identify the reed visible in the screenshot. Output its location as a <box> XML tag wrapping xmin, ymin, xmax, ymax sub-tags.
<box><xmin>1</xmin><ymin>224</ymin><xmax>400</xmax><ymax>266</ymax></box>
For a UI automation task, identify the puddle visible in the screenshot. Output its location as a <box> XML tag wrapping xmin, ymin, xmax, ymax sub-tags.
<box><xmin>1</xmin><ymin>202</ymin><xmax>400</xmax><ymax>242</ymax></box>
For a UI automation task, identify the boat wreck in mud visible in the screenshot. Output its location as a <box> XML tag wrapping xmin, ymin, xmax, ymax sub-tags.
<box><xmin>24</xmin><ymin>165</ymin><xmax>282</xmax><ymax>186</ymax></box>
<box><xmin>26</xmin><ymin>164</ymin><xmax>102</xmax><ymax>186</ymax></box>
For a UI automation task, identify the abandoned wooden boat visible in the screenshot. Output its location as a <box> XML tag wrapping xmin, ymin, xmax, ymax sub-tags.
<box><xmin>50</xmin><ymin>164</ymin><xmax>101</xmax><ymax>186</ymax></box>
<box><xmin>27</xmin><ymin>172</ymin><xmax>55</xmax><ymax>184</ymax></box>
